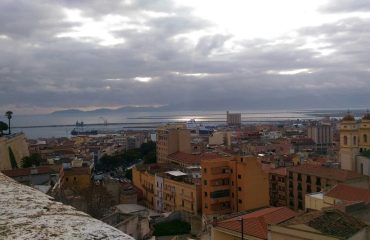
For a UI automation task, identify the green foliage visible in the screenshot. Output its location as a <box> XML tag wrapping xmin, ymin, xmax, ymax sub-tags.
<box><xmin>8</xmin><ymin>147</ymin><xmax>18</xmax><ymax>169</ymax></box>
<box><xmin>361</xmin><ymin>150</ymin><xmax>370</xmax><ymax>158</ymax></box>
<box><xmin>153</xmin><ymin>220</ymin><xmax>191</xmax><ymax>236</ymax></box>
<box><xmin>125</xmin><ymin>168</ymin><xmax>132</xmax><ymax>180</ymax></box>
<box><xmin>143</xmin><ymin>149</ymin><xmax>156</xmax><ymax>164</ymax></box>
<box><xmin>0</xmin><ymin>121</ymin><xmax>8</xmax><ymax>135</ymax></box>
<box><xmin>96</xmin><ymin>141</ymin><xmax>157</xmax><ymax>171</ymax></box>
<box><xmin>22</xmin><ymin>153</ymin><xmax>42</xmax><ymax>168</ymax></box>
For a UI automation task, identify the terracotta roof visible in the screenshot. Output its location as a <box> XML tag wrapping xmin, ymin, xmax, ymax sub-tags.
<box><xmin>261</xmin><ymin>164</ymin><xmax>287</xmax><ymax>176</ymax></box>
<box><xmin>215</xmin><ymin>207</ymin><xmax>296</xmax><ymax>239</ymax></box>
<box><xmin>168</xmin><ymin>152</ymin><xmax>225</xmax><ymax>165</ymax></box>
<box><xmin>2</xmin><ymin>166</ymin><xmax>56</xmax><ymax>177</ymax></box>
<box><xmin>325</xmin><ymin>184</ymin><xmax>370</xmax><ymax>203</ymax></box>
<box><xmin>281</xmin><ymin>209</ymin><xmax>366</xmax><ymax>239</ymax></box>
<box><xmin>287</xmin><ymin>164</ymin><xmax>365</xmax><ymax>182</ymax></box>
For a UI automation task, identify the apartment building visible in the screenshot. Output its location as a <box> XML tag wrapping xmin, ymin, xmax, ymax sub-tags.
<box><xmin>307</xmin><ymin>122</ymin><xmax>333</xmax><ymax>153</ymax></box>
<box><xmin>268</xmin><ymin>167</ymin><xmax>288</xmax><ymax>207</ymax></box>
<box><xmin>226</xmin><ymin>111</ymin><xmax>241</xmax><ymax>127</ymax></box>
<box><xmin>287</xmin><ymin>164</ymin><xmax>368</xmax><ymax>211</ymax></box>
<box><xmin>132</xmin><ymin>164</ymin><xmax>201</xmax><ymax>215</ymax></box>
<box><xmin>201</xmin><ymin>155</ymin><xmax>269</xmax><ymax>218</ymax></box>
<box><xmin>156</xmin><ymin>124</ymin><xmax>191</xmax><ymax>164</ymax></box>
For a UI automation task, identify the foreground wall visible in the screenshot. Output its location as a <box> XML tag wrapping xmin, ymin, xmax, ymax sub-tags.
<box><xmin>0</xmin><ymin>172</ymin><xmax>134</xmax><ymax>240</ymax></box>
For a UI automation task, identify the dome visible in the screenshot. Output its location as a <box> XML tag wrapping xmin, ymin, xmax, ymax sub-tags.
<box><xmin>342</xmin><ymin>112</ymin><xmax>355</xmax><ymax>121</ymax></box>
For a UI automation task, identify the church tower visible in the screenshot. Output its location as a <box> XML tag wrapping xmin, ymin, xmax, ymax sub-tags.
<box><xmin>339</xmin><ymin>112</ymin><xmax>358</xmax><ymax>171</ymax></box>
<box><xmin>359</xmin><ymin>111</ymin><xmax>370</xmax><ymax>153</ymax></box>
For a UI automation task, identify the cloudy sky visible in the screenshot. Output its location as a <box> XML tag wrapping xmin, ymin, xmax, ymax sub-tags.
<box><xmin>1</xmin><ymin>0</ymin><xmax>370</xmax><ymax>114</ymax></box>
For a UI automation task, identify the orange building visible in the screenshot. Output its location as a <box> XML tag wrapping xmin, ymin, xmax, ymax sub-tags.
<box><xmin>201</xmin><ymin>155</ymin><xmax>269</xmax><ymax>218</ymax></box>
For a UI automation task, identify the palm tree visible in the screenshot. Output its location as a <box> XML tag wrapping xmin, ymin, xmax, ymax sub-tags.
<box><xmin>5</xmin><ymin>111</ymin><xmax>13</xmax><ymax>135</ymax></box>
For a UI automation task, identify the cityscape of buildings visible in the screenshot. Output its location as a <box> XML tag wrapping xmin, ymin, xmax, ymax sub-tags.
<box><xmin>2</xmin><ymin>110</ymin><xmax>370</xmax><ymax>239</ymax></box>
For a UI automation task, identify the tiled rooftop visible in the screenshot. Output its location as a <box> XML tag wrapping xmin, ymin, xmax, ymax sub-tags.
<box><xmin>326</xmin><ymin>184</ymin><xmax>370</xmax><ymax>203</ymax></box>
<box><xmin>0</xmin><ymin>172</ymin><xmax>133</xmax><ymax>240</ymax></box>
<box><xmin>281</xmin><ymin>209</ymin><xmax>366</xmax><ymax>239</ymax></box>
<box><xmin>215</xmin><ymin>207</ymin><xmax>297</xmax><ymax>239</ymax></box>
<box><xmin>2</xmin><ymin>166</ymin><xmax>56</xmax><ymax>177</ymax></box>
<box><xmin>287</xmin><ymin>164</ymin><xmax>365</xmax><ymax>181</ymax></box>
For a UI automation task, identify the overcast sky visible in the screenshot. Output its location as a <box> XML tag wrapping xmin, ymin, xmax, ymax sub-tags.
<box><xmin>1</xmin><ymin>0</ymin><xmax>370</xmax><ymax>114</ymax></box>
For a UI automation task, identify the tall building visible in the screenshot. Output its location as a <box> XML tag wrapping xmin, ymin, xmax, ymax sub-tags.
<box><xmin>339</xmin><ymin>112</ymin><xmax>370</xmax><ymax>175</ymax></box>
<box><xmin>156</xmin><ymin>124</ymin><xmax>191</xmax><ymax>164</ymax></box>
<box><xmin>226</xmin><ymin>111</ymin><xmax>241</xmax><ymax>127</ymax></box>
<box><xmin>201</xmin><ymin>155</ymin><xmax>269</xmax><ymax>218</ymax></box>
<box><xmin>307</xmin><ymin>122</ymin><xmax>333</xmax><ymax>152</ymax></box>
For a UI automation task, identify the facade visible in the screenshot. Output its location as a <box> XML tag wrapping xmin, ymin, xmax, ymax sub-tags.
<box><xmin>0</xmin><ymin>133</ymin><xmax>29</xmax><ymax>170</ymax></box>
<box><xmin>156</xmin><ymin>124</ymin><xmax>191</xmax><ymax>164</ymax></box>
<box><xmin>307</xmin><ymin>122</ymin><xmax>333</xmax><ymax>152</ymax></box>
<box><xmin>132</xmin><ymin>164</ymin><xmax>201</xmax><ymax>215</ymax></box>
<box><xmin>268</xmin><ymin>168</ymin><xmax>287</xmax><ymax>207</ymax></box>
<box><xmin>339</xmin><ymin>112</ymin><xmax>370</xmax><ymax>174</ymax></box>
<box><xmin>59</xmin><ymin>166</ymin><xmax>92</xmax><ymax>190</ymax></box>
<box><xmin>2</xmin><ymin>166</ymin><xmax>58</xmax><ymax>187</ymax></box>
<box><xmin>226</xmin><ymin>111</ymin><xmax>241</xmax><ymax>127</ymax></box>
<box><xmin>201</xmin><ymin>155</ymin><xmax>269</xmax><ymax>218</ymax></box>
<box><xmin>287</xmin><ymin>164</ymin><xmax>368</xmax><ymax>211</ymax></box>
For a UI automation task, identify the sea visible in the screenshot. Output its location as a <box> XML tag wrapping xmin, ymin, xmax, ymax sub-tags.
<box><xmin>7</xmin><ymin>109</ymin><xmax>355</xmax><ymax>139</ymax></box>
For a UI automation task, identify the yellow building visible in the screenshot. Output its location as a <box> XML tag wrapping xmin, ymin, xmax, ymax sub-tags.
<box><xmin>132</xmin><ymin>166</ymin><xmax>156</xmax><ymax>209</ymax></box>
<box><xmin>60</xmin><ymin>166</ymin><xmax>92</xmax><ymax>190</ymax></box>
<box><xmin>201</xmin><ymin>154</ymin><xmax>269</xmax><ymax>218</ymax></box>
<box><xmin>339</xmin><ymin>112</ymin><xmax>370</xmax><ymax>173</ymax></box>
<box><xmin>156</xmin><ymin>124</ymin><xmax>191</xmax><ymax>164</ymax></box>
<box><xmin>132</xmin><ymin>164</ymin><xmax>201</xmax><ymax>215</ymax></box>
<box><xmin>0</xmin><ymin>133</ymin><xmax>29</xmax><ymax>170</ymax></box>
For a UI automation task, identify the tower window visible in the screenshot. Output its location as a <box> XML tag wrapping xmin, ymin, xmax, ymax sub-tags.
<box><xmin>344</xmin><ymin>136</ymin><xmax>348</xmax><ymax>145</ymax></box>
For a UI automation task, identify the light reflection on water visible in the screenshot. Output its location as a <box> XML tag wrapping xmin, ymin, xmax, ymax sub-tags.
<box><xmin>11</xmin><ymin>110</ymin><xmax>318</xmax><ymax>139</ymax></box>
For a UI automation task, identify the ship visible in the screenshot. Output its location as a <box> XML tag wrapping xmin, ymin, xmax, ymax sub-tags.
<box><xmin>186</xmin><ymin>119</ymin><xmax>215</xmax><ymax>135</ymax></box>
<box><xmin>70</xmin><ymin>121</ymin><xmax>98</xmax><ymax>136</ymax></box>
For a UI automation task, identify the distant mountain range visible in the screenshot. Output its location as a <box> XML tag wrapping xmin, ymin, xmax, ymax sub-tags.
<box><xmin>51</xmin><ymin>106</ymin><xmax>165</xmax><ymax>115</ymax></box>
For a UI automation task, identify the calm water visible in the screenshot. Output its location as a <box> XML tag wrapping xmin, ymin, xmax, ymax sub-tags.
<box><xmin>9</xmin><ymin>110</ymin><xmax>321</xmax><ymax>139</ymax></box>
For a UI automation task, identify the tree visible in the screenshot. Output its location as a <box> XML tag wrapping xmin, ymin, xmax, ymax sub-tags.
<box><xmin>80</xmin><ymin>184</ymin><xmax>114</xmax><ymax>219</ymax></box>
<box><xmin>0</xmin><ymin>121</ymin><xmax>8</xmax><ymax>136</ymax></box>
<box><xmin>22</xmin><ymin>153</ymin><xmax>42</xmax><ymax>168</ymax></box>
<box><xmin>8</xmin><ymin>146</ymin><xmax>18</xmax><ymax>169</ymax></box>
<box><xmin>5</xmin><ymin>111</ymin><xmax>13</xmax><ymax>135</ymax></box>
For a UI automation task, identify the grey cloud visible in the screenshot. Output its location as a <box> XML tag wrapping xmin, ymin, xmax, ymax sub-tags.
<box><xmin>320</xmin><ymin>0</ymin><xmax>370</xmax><ymax>13</ymax></box>
<box><xmin>1</xmin><ymin>1</ymin><xmax>370</xmax><ymax>113</ymax></box>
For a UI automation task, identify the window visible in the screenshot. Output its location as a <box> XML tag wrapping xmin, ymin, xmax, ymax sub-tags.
<box><xmin>354</xmin><ymin>136</ymin><xmax>357</xmax><ymax>145</ymax></box>
<box><xmin>238</xmin><ymin>174</ymin><xmax>241</xmax><ymax>179</ymax></box>
<box><xmin>239</xmin><ymin>199</ymin><xmax>242</xmax><ymax>204</ymax></box>
<box><xmin>65</xmin><ymin>177</ymin><xmax>69</xmax><ymax>182</ymax></box>
<box><xmin>204</xmin><ymin>192</ymin><xmax>208</xmax><ymax>197</ymax></box>
<box><xmin>204</xmin><ymin>180</ymin><xmax>207</xmax><ymax>186</ymax></box>
<box><xmin>210</xmin><ymin>190</ymin><xmax>230</xmax><ymax>198</ymax></box>
<box><xmin>204</xmin><ymin>168</ymin><xmax>207</xmax><ymax>173</ymax></box>
<box><xmin>238</xmin><ymin>187</ymin><xmax>242</xmax><ymax>191</ymax></box>
<box><xmin>240</xmin><ymin>158</ymin><xmax>243</xmax><ymax>162</ymax></box>
<box><xmin>205</xmin><ymin>203</ymin><xmax>208</xmax><ymax>209</ymax></box>
<box><xmin>364</xmin><ymin>134</ymin><xmax>368</xmax><ymax>143</ymax></box>
<box><xmin>344</xmin><ymin>136</ymin><xmax>348</xmax><ymax>145</ymax></box>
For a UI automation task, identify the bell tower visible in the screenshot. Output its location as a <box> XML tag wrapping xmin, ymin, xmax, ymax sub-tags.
<box><xmin>339</xmin><ymin>112</ymin><xmax>358</xmax><ymax>171</ymax></box>
<box><xmin>359</xmin><ymin>111</ymin><xmax>370</xmax><ymax>153</ymax></box>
